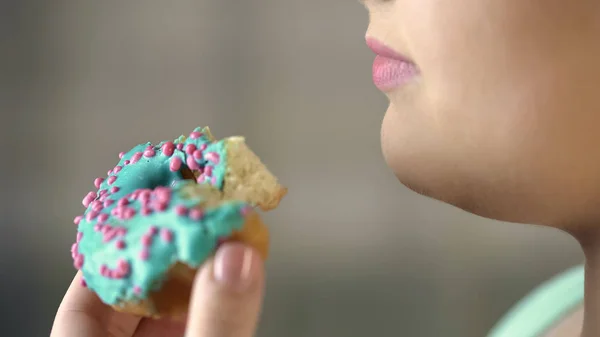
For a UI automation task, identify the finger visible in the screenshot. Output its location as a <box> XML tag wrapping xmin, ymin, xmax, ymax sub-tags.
<box><xmin>51</xmin><ymin>271</ymin><xmax>141</xmax><ymax>337</ymax></box>
<box><xmin>132</xmin><ymin>318</ymin><xmax>186</xmax><ymax>337</ymax></box>
<box><xmin>185</xmin><ymin>243</ymin><xmax>265</xmax><ymax>337</ymax></box>
<box><xmin>50</xmin><ymin>271</ymin><xmax>111</xmax><ymax>337</ymax></box>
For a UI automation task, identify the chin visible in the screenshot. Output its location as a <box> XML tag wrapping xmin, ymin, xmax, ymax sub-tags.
<box><xmin>380</xmin><ymin>116</ymin><xmax>559</xmax><ymax>226</ymax></box>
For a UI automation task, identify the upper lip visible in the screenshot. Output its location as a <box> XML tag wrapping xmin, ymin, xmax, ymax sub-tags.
<box><xmin>366</xmin><ymin>37</ymin><xmax>413</xmax><ymax>63</ymax></box>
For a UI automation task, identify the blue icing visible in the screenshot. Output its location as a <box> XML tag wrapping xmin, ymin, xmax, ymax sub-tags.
<box><xmin>73</xmin><ymin>127</ymin><xmax>248</xmax><ymax>305</ymax></box>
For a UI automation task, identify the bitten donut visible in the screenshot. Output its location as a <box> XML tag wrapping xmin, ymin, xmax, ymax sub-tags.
<box><xmin>71</xmin><ymin>126</ymin><xmax>286</xmax><ymax>318</ymax></box>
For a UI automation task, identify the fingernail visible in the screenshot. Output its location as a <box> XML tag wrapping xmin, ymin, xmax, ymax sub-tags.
<box><xmin>213</xmin><ymin>243</ymin><xmax>256</xmax><ymax>292</ymax></box>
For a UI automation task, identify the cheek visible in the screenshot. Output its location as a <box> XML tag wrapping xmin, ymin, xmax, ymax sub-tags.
<box><xmin>380</xmin><ymin>108</ymin><xmax>399</xmax><ymax>175</ymax></box>
<box><xmin>380</xmin><ymin>103</ymin><xmax>418</xmax><ymax>183</ymax></box>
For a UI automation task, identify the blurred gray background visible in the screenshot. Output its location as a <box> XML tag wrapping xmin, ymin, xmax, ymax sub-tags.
<box><xmin>1</xmin><ymin>1</ymin><xmax>584</xmax><ymax>336</ymax></box>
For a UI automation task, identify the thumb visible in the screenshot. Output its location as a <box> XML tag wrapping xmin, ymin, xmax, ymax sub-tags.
<box><xmin>185</xmin><ymin>242</ymin><xmax>265</xmax><ymax>337</ymax></box>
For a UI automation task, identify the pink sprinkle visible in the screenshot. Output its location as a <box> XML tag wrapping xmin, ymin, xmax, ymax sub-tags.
<box><xmin>154</xmin><ymin>188</ymin><xmax>171</xmax><ymax>203</ymax></box>
<box><xmin>124</xmin><ymin>159</ymin><xmax>131</xmax><ymax>165</ymax></box>
<box><xmin>131</xmin><ymin>152</ymin><xmax>143</xmax><ymax>164</ymax></box>
<box><xmin>169</xmin><ymin>157</ymin><xmax>182</xmax><ymax>172</ymax></box>
<box><xmin>91</xmin><ymin>200</ymin><xmax>103</xmax><ymax>212</ymax></box>
<box><xmin>94</xmin><ymin>177</ymin><xmax>104</xmax><ymax>189</ymax></box>
<box><xmin>73</xmin><ymin>255</ymin><xmax>84</xmax><ymax>269</ymax></box>
<box><xmin>107</xmin><ymin>176</ymin><xmax>117</xmax><ymax>185</ymax></box>
<box><xmin>117</xmin><ymin>270</ymin><xmax>128</xmax><ymax>279</ymax></box>
<box><xmin>189</xmin><ymin>209</ymin><xmax>204</xmax><ymax>220</ymax></box>
<box><xmin>118</xmin><ymin>198</ymin><xmax>129</xmax><ymax>206</ymax></box>
<box><xmin>175</xmin><ymin>205</ymin><xmax>187</xmax><ymax>216</ymax></box>
<box><xmin>204</xmin><ymin>166</ymin><xmax>213</xmax><ymax>177</ymax></box>
<box><xmin>93</xmin><ymin>224</ymin><xmax>103</xmax><ymax>231</ymax></box>
<box><xmin>86</xmin><ymin>211</ymin><xmax>98</xmax><ymax>221</ymax></box>
<box><xmin>139</xmin><ymin>249</ymin><xmax>150</xmax><ymax>260</ymax></box>
<box><xmin>76</xmin><ymin>232</ymin><xmax>83</xmax><ymax>242</ymax></box>
<box><xmin>70</xmin><ymin>243</ymin><xmax>78</xmax><ymax>256</ymax></box>
<box><xmin>116</xmin><ymin>227</ymin><xmax>127</xmax><ymax>236</ymax></box>
<box><xmin>160</xmin><ymin>229</ymin><xmax>173</xmax><ymax>242</ymax></box>
<box><xmin>131</xmin><ymin>190</ymin><xmax>141</xmax><ymax>199</ymax></box>
<box><xmin>82</xmin><ymin>192</ymin><xmax>96</xmax><ymax>207</ymax></box>
<box><xmin>148</xmin><ymin>226</ymin><xmax>158</xmax><ymax>235</ymax></box>
<box><xmin>199</xmin><ymin>143</ymin><xmax>208</xmax><ymax>151</ymax></box>
<box><xmin>123</xmin><ymin>208</ymin><xmax>136</xmax><ymax>220</ymax></box>
<box><xmin>153</xmin><ymin>201</ymin><xmax>167</xmax><ymax>212</ymax></box>
<box><xmin>117</xmin><ymin>259</ymin><xmax>129</xmax><ymax>271</ymax></box>
<box><xmin>146</xmin><ymin>145</ymin><xmax>153</xmax><ymax>150</ymax></box>
<box><xmin>211</xmin><ymin>176</ymin><xmax>217</xmax><ymax>185</ymax></box>
<box><xmin>103</xmin><ymin>199</ymin><xmax>114</xmax><ymax>208</ymax></box>
<box><xmin>161</xmin><ymin>141</ymin><xmax>175</xmax><ymax>156</ymax></box>
<box><xmin>196</xmin><ymin>175</ymin><xmax>204</xmax><ymax>183</ymax></box>
<box><xmin>113</xmin><ymin>165</ymin><xmax>122</xmax><ymax>174</ymax></box>
<box><xmin>176</xmin><ymin>143</ymin><xmax>184</xmax><ymax>150</ymax></box>
<box><xmin>133</xmin><ymin>286</ymin><xmax>142</xmax><ymax>295</ymax></box>
<box><xmin>80</xmin><ymin>278</ymin><xmax>87</xmax><ymax>287</ymax></box>
<box><xmin>186</xmin><ymin>156</ymin><xmax>200</xmax><ymax>170</ymax></box>
<box><xmin>103</xmin><ymin>228</ymin><xmax>118</xmax><ymax>242</ymax></box>
<box><xmin>119</xmin><ymin>151</ymin><xmax>125</xmax><ymax>159</ymax></box>
<box><xmin>98</xmin><ymin>194</ymin><xmax>108</xmax><ymax>202</ymax></box>
<box><xmin>99</xmin><ymin>189</ymin><xmax>108</xmax><ymax>196</ymax></box>
<box><xmin>190</xmin><ymin>131</ymin><xmax>202</xmax><ymax>139</ymax></box>
<box><xmin>111</xmin><ymin>207</ymin><xmax>120</xmax><ymax>216</ymax></box>
<box><xmin>141</xmin><ymin>234</ymin><xmax>153</xmax><ymax>247</ymax></box>
<box><xmin>138</xmin><ymin>190</ymin><xmax>152</xmax><ymax>203</ymax></box>
<box><xmin>100</xmin><ymin>264</ymin><xmax>108</xmax><ymax>276</ymax></box>
<box><xmin>143</xmin><ymin>149</ymin><xmax>156</xmax><ymax>157</ymax></box>
<box><xmin>141</xmin><ymin>207</ymin><xmax>152</xmax><ymax>216</ymax></box>
<box><xmin>110</xmin><ymin>186</ymin><xmax>120</xmax><ymax>193</ymax></box>
<box><xmin>193</xmin><ymin>149</ymin><xmax>203</xmax><ymax>160</ymax></box>
<box><xmin>74</xmin><ymin>215</ymin><xmax>82</xmax><ymax>225</ymax></box>
<box><xmin>97</xmin><ymin>213</ymin><xmax>108</xmax><ymax>223</ymax></box>
<box><xmin>185</xmin><ymin>144</ymin><xmax>197</xmax><ymax>155</ymax></box>
<box><xmin>205</xmin><ymin>152</ymin><xmax>220</xmax><ymax>164</ymax></box>
<box><xmin>115</xmin><ymin>240</ymin><xmax>126</xmax><ymax>250</ymax></box>
<box><xmin>154</xmin><ymin>186</ymin><xmax>168</xmax><ymax>193</ymax></box>
<box><xmin>101</xmin><ymin>225</ymin><xmax>111</xmax><ymax>234</ymax></box>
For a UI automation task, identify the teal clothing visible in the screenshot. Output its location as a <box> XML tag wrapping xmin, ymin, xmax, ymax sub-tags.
<box><xmin>488</xmin><ymin>265</ymin><xmax>585</xmax><ymax>337</ymax></box>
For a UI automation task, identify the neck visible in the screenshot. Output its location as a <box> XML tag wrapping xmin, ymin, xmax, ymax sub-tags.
<box><xmin>573</xmin><ymin>231</ymin><xmax>600</xmax><ymax>337</ymax></box>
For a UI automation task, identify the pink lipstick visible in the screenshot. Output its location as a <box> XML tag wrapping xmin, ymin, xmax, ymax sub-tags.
<box><xmin>366</xmin><ymin>38</ymin><xmax>419</xmax><ymax>91</ymax></box>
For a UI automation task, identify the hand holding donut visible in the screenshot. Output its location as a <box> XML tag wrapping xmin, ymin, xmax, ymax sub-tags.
<box><xmin>51</xmin><ymin>242</ymin><xmax>265</xmax><ymax>337</ymax></box>
<box><xmin>51</xmin><ymin>126</ymin><xmax>286</xmax><ymax>336</ymax></box>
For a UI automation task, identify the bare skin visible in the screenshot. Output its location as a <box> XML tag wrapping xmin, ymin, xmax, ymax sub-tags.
<box><xmin>543</xmin><ymin>308</ymin><xmax>583</xmax><ymax>337</ymax></box>
<box><xmin>364</xmin><ymin>0</ymin><xmax>600</xmax><ymax>336</ymax></box>
<box><xmin>51</xmin><ymin>243</ymin><xmax>265</xmax><ymax>337</ymax></box>
<box><xmin>51</xmin><ymin>1</ymin><xmax>600</xmax><ymax>336</ymax></box>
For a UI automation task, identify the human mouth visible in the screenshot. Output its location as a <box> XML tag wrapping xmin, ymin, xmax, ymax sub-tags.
<box><xmin>366</xmin><ymin>38</ymin><xmax>419</xmax><ymax>91</ymax></box>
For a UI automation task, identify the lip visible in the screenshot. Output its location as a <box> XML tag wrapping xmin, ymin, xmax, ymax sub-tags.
<box><xmin>366</xmin><ymin>37</ymin><xmax>419</xmax><ymax>91</ymax></box>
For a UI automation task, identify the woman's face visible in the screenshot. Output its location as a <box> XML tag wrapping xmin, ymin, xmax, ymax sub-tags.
<box><xmin>365</xmin><ymin>0</ymin><xmax>600</xmax><ymax>227</ymax></box>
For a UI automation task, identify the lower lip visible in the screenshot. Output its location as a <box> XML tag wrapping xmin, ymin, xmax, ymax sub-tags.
<box><xmin>372</xmin><ymin>55</ymin><xmax>419</xmax><ymax>91</ymax></box>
